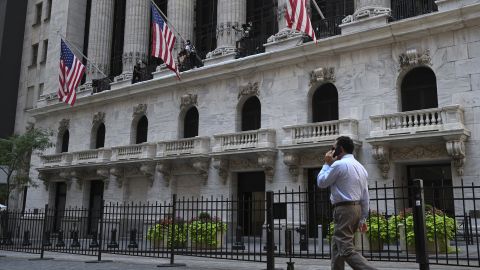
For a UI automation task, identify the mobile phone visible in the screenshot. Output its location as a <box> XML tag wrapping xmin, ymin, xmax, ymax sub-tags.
<box><xmin>332</xmin><ymin>147</ymin><xmax>340</xmax><ymax>158</ymax></box>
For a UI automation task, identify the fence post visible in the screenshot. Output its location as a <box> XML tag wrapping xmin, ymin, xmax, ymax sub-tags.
<box><xmin>266</xmin><ymin>191</ymin><xmax>275</xmax><ymax>270</ymax></box>
<box><xmin>97</xmin><ymin>200</ymin><xmax>104</xmax><ymax>262</ymax></box>
<box><xmin>40</xmin><ymin>204</ymin><xmax>48</xmax><ymax>259</ymax></box>
<box><xmin>157</xmin><ymin>194</ymin><xmax>185</xmax><ymax>267</ymax></box>
<box><xmin>412</xmin><ymin>179</ymin><xmax>430</xmax><ymax>270</ymax></box>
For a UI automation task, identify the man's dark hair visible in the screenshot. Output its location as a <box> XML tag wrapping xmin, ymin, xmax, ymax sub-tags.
<box><xmin>336</xmin><ymin>136</ymin><xmax>354</xmax><ymax>154</ymax></box>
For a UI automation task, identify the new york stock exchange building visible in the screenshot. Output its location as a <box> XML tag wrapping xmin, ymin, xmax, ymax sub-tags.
<box><xmin>12</xmin><ymin>0</ymin><xmax>480</xmax><ymax>247</ymax></box>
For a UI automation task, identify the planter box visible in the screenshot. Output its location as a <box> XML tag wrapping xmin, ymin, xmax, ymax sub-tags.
<box><xmin>189</xmin><ymin>231</ymin><xmax>226</xmax><ymax>250</ymax></box>
<box><xmin>354</xmin><ymin>232</ymin><xmax>384</xmax><ymax>252</ymax></box>
<box><xmin>398</xmin><ymin>224</ymin><xmax>452</xmax><ymax>253</ymax></box>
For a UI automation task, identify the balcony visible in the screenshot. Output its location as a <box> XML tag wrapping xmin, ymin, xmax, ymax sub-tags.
<box><xmin>367</xmin><ymin>105</ymin><xmax>470</xmax><ymax>142</ymax></box>
<box><xmin>110</xmin><ymin>143</ymin><xmax>156</xmax><ymax>162</ymax></box>
<box><xmin>71</xmin><ymin>149</ymin><xmax>112</xmax><ymax>165</ymax></box>
<box><xmin>212</xmin><ymin>129</ymin><xmax>276</xmax><ymax>154</ymax></box>
<box><xmin>390</xmin><ymin>0</ymin><xmax>437</xmax><ymax>21</ymax></box>
<box><xmin>41</xmin><ymin>153</ymin><xmax>72</xmax><ymax>168</ymax></box>
<box><xmin>156</xmin><ymin>137</ymin><xmax>210</xmax><ymax>158</ymax></box>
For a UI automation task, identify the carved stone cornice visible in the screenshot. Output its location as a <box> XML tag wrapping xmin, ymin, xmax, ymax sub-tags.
<box><xmin>372</xmin><ymin>145</ymin><xmax>390</xmax><ymax>179</ymax></box>
<box><xmin>212</xmin><ymin>158</ymin><xmax>229</xmax><ymax>183</ymax></box>
<box><xmin>258</xmin><ymin>152</ymin><xmax>276</xmax><ymax>183</ymax></box>
<box><xmin>283</xmin><ymin>152</ymin><xmax>300</xmax><ymax>180</ymax></box>
<box><xmin>70</xmin><ymin>170</ymin><xmax>84</xmax><ymax>190</ymax></box>
<box><xmin>238</xmin><ymin>82</ymin><xmax>259</xmax><ymax>100</ymax></box>
<box><xmin>93</xmin><ymin>112</ymin><xmax>106</xmax><ymax>126</ymax></box>
<box><xmin>391</xmin><ymin>144</ymin><xmax>447</xmax><ymax>160</ymax></box>
<box><xmin>133</xmin><ymin>104</ymin><xmax>147</xmax><ymax>118</ymax></box>
<box><xmin>140</xmin><ymin>163</ymin><xmax>156</xmax><ymax>187</ymax></box>
<box><xmin>446</xmin><ymin>138</ymin><xmax>466</xmax><ymax>176</ymax></box>
<box><xmin>180</xmin><ymin>93</ymin><xmax>198</xmax><ymax>111</ymax></box>
<box><xmin>309</xmin><ymin>67</ymin><xmax>335</xmax><ymax>86</ymax></box>
<box><xmin>399</xmin><ymin>49</ymin><xmax>431</xmax><ymax>71</ymax></box>
<box><xmin>192</xmin><ymin>158</ymin><xmax>210</xmax><ymax>185</ymax></box>
<box><xmin>58</xmin><ymin>119</ymin><xmax>70</xmax><ymax>134</ymax></box>
<box><xmin>156</xmin><ymin>162</ymin><xmax>171</xmax><ymax>187</ymax></box>
<box><xmin>109</xmin><ymin>166</ymin><xmax>124</xmax><ymax>188</ymax></box>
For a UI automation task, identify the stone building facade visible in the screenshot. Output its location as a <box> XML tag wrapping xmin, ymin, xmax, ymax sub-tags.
<box><xmin>12</xmin><ymin>0</ymin><xmax>480</xmax><ymax>228</ymax></box>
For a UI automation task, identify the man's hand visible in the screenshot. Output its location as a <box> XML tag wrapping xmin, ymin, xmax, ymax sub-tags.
<box><xmin>358</xmin><ymin>222</ymin><xmax>368</xmax><ymax>233</ymax></box>
<box><xmin>324</xmin><ymin>149</ymin><xmax>336</xmax><ymax>166</ymax></box>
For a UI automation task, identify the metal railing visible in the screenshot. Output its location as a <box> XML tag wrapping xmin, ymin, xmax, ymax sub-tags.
<box><xmin>391</xmin><ymin>0</ymin><xmax>438</xmax><ymax>21</ymax></box>
<box><xmin>2</xmin><ymin>180</ymin><xmax>480</xmax><ymax>268</ymax></box>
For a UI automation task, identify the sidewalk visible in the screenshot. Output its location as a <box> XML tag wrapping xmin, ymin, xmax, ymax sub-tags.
<box><xmin>0</xmin><ymin>251</ymin><xmax>478</xmax><ymax>270</ymax></box>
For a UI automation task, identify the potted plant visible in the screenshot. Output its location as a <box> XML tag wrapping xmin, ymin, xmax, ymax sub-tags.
<box><xmin>388</xmin><ymin>207</ymin><xmax>457</xmax><ymax>253</ymax></box>
<box><xmin>147</xmin><ymin>217</ymin><xmax>187</xmax><ymax>249</ymax></box>
<box><xmin>188</xmin><ymin>212</ymin><xmax>227</xmax><ymax>249</ymax></box>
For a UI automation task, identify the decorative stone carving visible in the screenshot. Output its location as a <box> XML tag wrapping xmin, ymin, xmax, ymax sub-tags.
<box><xmin>93</xmin><ymin>112</ymin><xmax>106</xmax><ymax>126</ymax></box>
<box><xmin>212</xmin><ymin>158</ymin><xmax>229</xmax><ymax>183</ymax></box>
<box><xmin>258</xmin><ymin>152</ymin><xmax>276</xmax><ymax>182</ymax></box>
<box><xmin>399</xmin><ymin>49</ymin><xmax>431</xmax><ymax>70</ymax></box>
<box><xmin>310</xmin><ymin>67</ymin><xmax>335</xmax><ymax>86</ymax></box>
<box><xmin>156</xmin><ymin>162</ymin><xmax>171</xmax><ymax>187</ymax></box>
<box><xmin>58</xmin><ymin>119</ymin><xmax>70</xmax><ymax>134</ymax></box>
<box><xmin>206</xmin><ymin>47</ymin><xmax>237</xmax><ymax>59</ymax></box>
<box><xmin>133</xmin><ymin>104</ymin><xmax>147</xmax><ymax>118</ymax></box>
<box><xmin>96</xmin><ymin>167</ymin><xmax>109</xmax><ymax>179</ymax></box>
<box><xmin>59</xmin><ymin>170</ymin><xmax>70</xmax><ymax>180</ymax></box>
<box><xmin>70</xmin><ymin>170</ymin><xmax>84</xmax><ymax>190</ymax></box>
<box><xmin>342</xmin><ymin>7</ymin><xmax>391</xmax><ymax>24</ymax></box>
<box><xmin>446</xmin><ymin>139</ymin><xmax>466</xmax><ymax>176</ymax></box>
<box><xmin>192</xmin><ymin>158</ymin><xmax>210</xmax><ymax>185</ymax></box>
<box><xmin>283</xmin><ymin>152</ymin><xmax>299</xmax><ymax>180</ymax></box>
<box><xmin>140</xmin><ymin>163</ymin><xmax>156</xmax><ymax>187</ymax></box>
<box><xmin>372</xmin><ymin>145</ymin><xmax>389</xmax><ymax>179</ymax></box>
<box><xmin>180</xmin><ymin>94</ymin><xmax>198</xmax><ymax>111</ymax></box>
<box><xmin>391</xmin><ymin>145</ymin><xmax>447</xmax><ymax>160</ymax></box>
<box><xmin>109</xmin><ymin>167</ymin><xmax>124</xmax><ymax>188</ymax></box>
<box><xmin>238</xmin><ymin>82</ymin><xmax>259</xmax><ymax>100</ymax></box>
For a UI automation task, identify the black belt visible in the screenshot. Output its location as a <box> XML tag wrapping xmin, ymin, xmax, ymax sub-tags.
<box><xmin>333</xmin><ymin>201</ymin><xmax>361</xmax><ymax>208</ymax></box>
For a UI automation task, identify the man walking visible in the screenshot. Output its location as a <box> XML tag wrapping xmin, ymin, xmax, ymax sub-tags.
<box><xmin>317</xmin><ymin>136</ymin><xmax>377</xmax><ymax>270</ymax></box>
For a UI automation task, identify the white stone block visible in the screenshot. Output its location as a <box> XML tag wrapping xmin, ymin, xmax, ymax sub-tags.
<box><xmin>468</xmin><ymin>41</ymin><xmax>480</xmax><ymax>58</ymax></box>
<box><xmin>446</xmin><ymin>44</ymin><xmax>468</xmax><ymax>61</ymax></box>
<box><xmin>455</xmin><ymin>58</ymin><xmax>480</xmax><ymax>76</ymax></box>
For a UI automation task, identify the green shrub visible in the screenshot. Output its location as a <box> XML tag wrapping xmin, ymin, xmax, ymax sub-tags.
<box><xmin>147</xmin><ymin>217</ymin><xmax>187</xmax><ymax>248</ymax></box>
<box><xmin>188</xmin><ymin>212</ymin><xmax>227</xmax><ymax>248</ymax></box>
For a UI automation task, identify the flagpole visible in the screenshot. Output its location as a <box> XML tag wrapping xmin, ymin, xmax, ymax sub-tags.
<box><xmin>150</xmin><ymin>0</ymin><xmax>188</xmax><ymax>45</ymax></box>
<box><xmin>56</xmin><ymin>31</ymin><xmax>112</xmax><ymax>83</ymax></box>
<box><xmin>311</xmin><ymin>0</ymin><xmax>325</xmax><ymax>20</ymax></box>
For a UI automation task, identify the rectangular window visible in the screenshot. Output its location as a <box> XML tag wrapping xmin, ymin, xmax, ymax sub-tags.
<box><xmin>34</xmin><ymin>2</ymin><xmax>43</xmax><ymax>26</ymax></box>
<box><xmin>26</xmin><ymin>86</ymin><xmax>35</xmax><ymax>109</ymax></box>
<box><xmin>38</xmin><ymin>83</ymin><xmax>44</xmax><ymax>100</ymax></box>
<box><xmin>45</xmin><ymin>0</ymin><xmax>52</xmax><ymax>21</ymax></box>
<box><xmin>40</xmin><ymin>40</ymin><xmax>48</xmax><ymax>63</ymax></box>
<box><xmin>31</xmin><ymin>43</ymin><xmax>39</xmax><ymax>66</ymax></box>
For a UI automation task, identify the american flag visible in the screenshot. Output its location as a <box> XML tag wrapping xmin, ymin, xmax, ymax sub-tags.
<box><xmin>285</xmin><ymin>0</ymin><xmax>317</xmax><ymax>43</ymax></box>
<box><xmin>151</xmin><ymin>3</ymin><xmax>179</xmax><ymax>78</ymax></box>
<box><xmin>58</xmin><ymin>39</ymin><xmax>85</xmax><ymax>106</ymax></box>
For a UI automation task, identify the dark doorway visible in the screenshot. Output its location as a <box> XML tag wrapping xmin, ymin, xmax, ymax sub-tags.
<box><xmin>195</xmin><ymin>0</ymin><xmax>217</xmax><ymax>60</ymax></box>
<box><xmin>53</xmin><ymin>182</ymin><xmax>67</xmax><ymax>232</ymax></box>
<box><xmin>184</xmin><ymin>107</ymin><xmax>199</xmax><ymax>138</ymax></box>
<box><xmin>241</xmin><ymin>96</ymin><xmax>261</xmax><ymax>131</ymax></box>
<box><xmin>88</xmin><ymin>180</ymin><xmax>104</xmax><ymax>234</ymax></box>
<box><xmin>110</xmin><ymin>0</ymin><xmax>126</xmax><ymax>78</ymax></box>
<box><xmin>307</xmin><ymin>168</ymin><xmax>332</xmax><ymax>238</ymax></box>
<box><xmin>136</xmin><ymin>116</ymin><xmax>148</xmax><ymax>144</ymax></box>
<box><xmin>61</xmin><ymin>130</ymin><xmax>69</xmax><ymax>153</ymax></box>
<box><xmin>95</xmin><ymin>123</ymin><xmax>106</xmax><ymax>149</ymax></box>
<box><xmin>312</xmin><ymin>83</ymin><xmax>338</xmax><ymax>123</ymax></box>
<box><xmin>407</xmin><ymin>164</ymin><xmax>454</xmax><ymax>216</ymax></box>
<box><xmin>401</xmin><ymin>67</ymin><xmax>438</xmax><ymax>112</ymax></box>
<box><xmin>237</xmin><ymin>172</ymin><xmax>266</xmax><ymax>236</ymax></box>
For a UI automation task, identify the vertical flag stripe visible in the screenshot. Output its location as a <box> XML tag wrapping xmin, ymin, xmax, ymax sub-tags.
<box><xmin>57</xmin><ymin>39</ymin><xmax>86</xmax><ymax>106</ymax></box>
<box><xmin>286</xmin><ymin>0</ymin><xmax>317</xmax><ymax>44</ymax></box>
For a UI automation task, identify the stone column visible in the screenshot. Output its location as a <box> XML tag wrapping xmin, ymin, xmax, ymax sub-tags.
<box><xmin>85</xmin><ymin>0</ymin><xmax>115</xmax><ymax>85</ymax></box>
<box><xmin>265</xmin><ymin>0</ymin><xmax>303</xmax><ymax>52</ymax></box>
<box><xmin>167</xmin><ymin>0</ymin><xmax>195</xmax><ymax>58</ymax></box>
<box><xmin>205</xmin><ymin>0</ymin><xmax>246</xmax><ymax>65</ymax></box>
<box><xmin>117</xmin><ymin>0</ymin><xmax>150</xmax><ymax>81</ymax></box>
<box><xmin>340</xmin><ymin>0</ymin><xmax>391</xmax><ymax>35</ymax></box>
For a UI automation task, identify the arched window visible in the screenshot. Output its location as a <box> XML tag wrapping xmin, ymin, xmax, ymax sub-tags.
<box><xmin>136</xmin><ymin>116</ymin><xmax>148</xmax><ymax>144</ymax></box>
<box><xmin>312</xmin><ymin>83</ymin><xmax>339</xmax><ymax>123</ymax></box>
<box><xmin>401</xmin><ymin>67</ymin><xmax>438</xmax><ymax>112</ymax></box>
<box><xmin>95</xmin><ymin>123</ymin><xmax>106</xmax><ymax>149</ymax></box>
<box><xmin>241</xmin><ymin>96</ymin><xmax>261</xmax><ymax>131</ymax></box>
<box><xmin>184</xmin><ymin>107</ymin><xmax>199</xmax><ymax>138</ymax></box>
<box><xmin>61</xmin><ymin>130</ymin><xmax>69</xmax><ymax>153</ymax></box>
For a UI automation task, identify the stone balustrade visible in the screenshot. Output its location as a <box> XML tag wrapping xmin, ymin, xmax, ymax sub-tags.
<box><xmin>281</xmin><ymin>119</ymin><xmax>359</xmax><ymax>146</ymax></box>
<box><xmin>212</xmin><ymin>129</ymin><xmax>276</xmax><ymax>153</ymax></box>
<box><xmin>41</xmin><ymin>153</ymin><xmax>72</xmax><ymax>167</ymax></box>
<box><xmin>156</xmin><ymin>137</ymin><xmax>210</xmax><ymax>158</ymax></box>
<box><xmin>71</xmin><ymin>149</ymin><xmax>112</xmax><ymax>165</ymax></box>
<box><xmin>111</xmin><ymin>143</ymin><xmax>156</xmax><ymax>161</ymax></box>
<box><xmin>369</xmin><ymin>105</ymin><xmax>466</xmax><ymax>138</ymax></box>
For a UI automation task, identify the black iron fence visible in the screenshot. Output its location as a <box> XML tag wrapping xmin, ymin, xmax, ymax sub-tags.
<box><xmin>1</xmin><ymin>180</ymin><xmax>479</xmax><ymax>268</ymax></box>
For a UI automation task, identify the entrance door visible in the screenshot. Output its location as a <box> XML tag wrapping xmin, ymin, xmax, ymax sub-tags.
<box><xmin>307</xmin><ymin>168</ymin><xmax>332</xmax><ymax>238</ymax></box>
<box><xmin>407</xmin><ymin>164</ymin><xmax>454</xmax><ymax>216</ymax></box>
<box><xmin>238</xmin><ymin>172</ymin><xmax>265</xmax><ymax>236</ymax></box>
<box><xmin>53</xmin><ymin>182</ymin><xmax>67</xmax><ymax>232</ymax></box>
<box><xmin>88</xmin><ymin>181</ymin><xmax>104</xmax><ymax>234</ymax></box>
